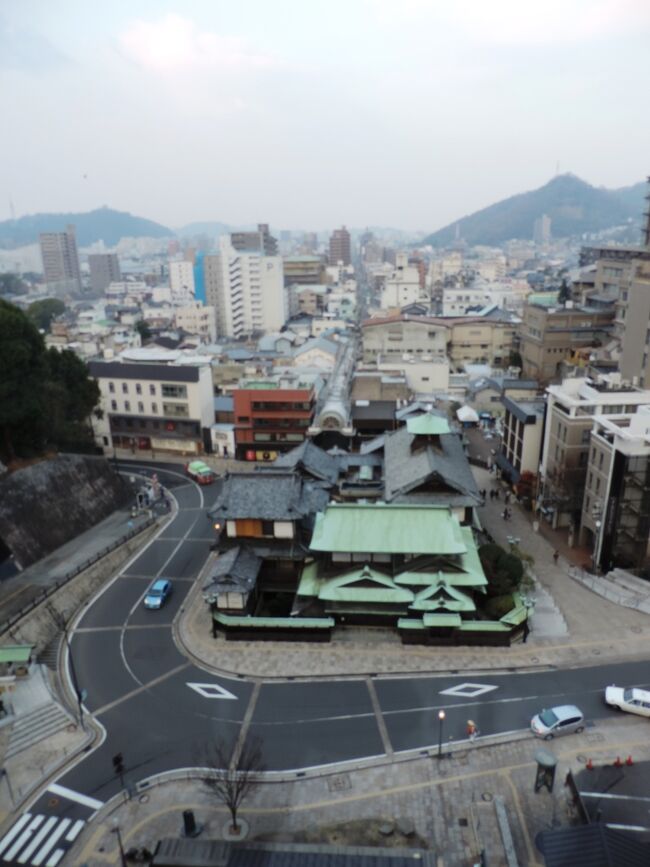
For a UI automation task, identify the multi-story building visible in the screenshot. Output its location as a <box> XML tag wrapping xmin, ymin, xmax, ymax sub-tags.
<box><xmin>539</xmin><ymin>374</ymin><xmax>650</xmax><ymax>531</ymax></box>
<box><xmin>90</xmin><ymin>354</ymin><xmax>214</xmax><ymax>455</ymax></box>
<box><xmin>533</xmin><ymin>214</ymin><xmax>551</xmax><ymax>246</ymax></box>
<box><xmin>209</xmin><ymin>236</ymin><xmax>286</xmax><ymax>338</ymax></box>
<box><xmin>581</xmin><ymin>406</ymin><xmax>650</xmax><ymax>575</ymax></box>
<box><xmin>233</xmin><ymin>379</ymin><xmax>317</xmax><ymax>460</ymax></box>
<box><xmin>231</xmin><ymin>223</ymin><xmax>278</xmax><ymax>256</ymax></box>
<box><xmin>174</xmin><ymin>302</ymin><xmax>217</xmax><ymax>343</ymax></box>
<box><xmin>441</xmin><ymin>284</ymin><xmax>492</xmax><ymax>316</ymax></box>
<box><xmin>380</xmin><ymin>254</ymin><xmax>426</xmax><ymax>309</ymax></box>
<box><xmin>614</xmin><ymin>260</ymin><xmax>650</xmax><ymax>388</ymax></box>
<box><xmin>496</xmin><ymin>398</ymin><xmax>545</xmax><ymax>484</ymax></box>
<box><xmin>290</xmin><ymin>284</ymin><xmax>328</xmax><ymax>316</ymax></box>
<box><xmin>39</xmin><ymin>224</ymin><xmax>81</xmax><ymax>292</ymax></box>
<box><xmin>88</xmin><ymin>253</ymin><xmax>121</xmax><ymax>294</ymax></box>
<box><xmin>169</xmin><ymin>260</ymin><xmax>195</xmax><ymax>305</ymax></box>
<box><xmin>518</xmin><ymin>302</ymin><xmax>614</xmax><ymax>384</ymax></box>
<box><xmin>328</xmin><ymin>226</ymin><xmax>351</xmax><ymax>266</ymax></box>
<box><xmin>283</xmin><ymin>255</ymin><xmax>326</xmax><ymax>287</ymax></box>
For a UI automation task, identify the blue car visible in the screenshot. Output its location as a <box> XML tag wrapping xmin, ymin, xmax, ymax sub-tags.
<box><xmin>144</xmin><ymin>579</ymin><xmax>172</xmax><ymax>610</ymax></box>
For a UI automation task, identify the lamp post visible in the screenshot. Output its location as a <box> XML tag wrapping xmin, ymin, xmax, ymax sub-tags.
<box><xmin>111</xmin><ymin>820</ymin><xmax>127</xmax><ymax>867</ymax></box>
<box><xmin>437</xmin><ymin>709</ymin><xmax>446</xmax><ymax>759</ymax></box>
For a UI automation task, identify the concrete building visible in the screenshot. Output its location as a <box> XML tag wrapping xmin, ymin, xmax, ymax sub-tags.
<box><xmin>233</xmin><ymin>379</ymin><xmax>317</xmax><ymax>460</ymax></box>
<box><xmin>328</xmin><ymin>226</ymin><xmax>351</xmax><ymax>266</ymax></box>
<box><xmin>380</xmin><ymin>254</ymin><xmax>426</xmax><ymax>309</ymax></box>
<box><xmin>581</xmin><ymin>406</ymin><xmax>650</xmax><ymax>575</ymax></box>
<box><xmin>209</xmin><ymin>236</ymin><xmax>287</xmax><ymax>338</ymax></box>
<box><xmin>362</xmin><ymin>315</ymin><xmax>448</xmax><ymax>363</ymax></box>
<box><xmin>518</xmin><ymin>302</ymin><xmax>614</xmax><ymax>384</ymax></box>
<box><xmin>441</xmin><ymin>284</ymin><xmax>492</xmax><ymax>316</ymax></box>
<box><xmin>90</xmin><ymin>353</ymin><xmax>214</xmax><ymax>455</ymax></box>
<box><xmin>169</xmin><ymin>260</ymin><xmax>195</xmax><ymax>305</ymax></box>
<box><xmin>231</xmin><ymin>223</ymin><xmax>278</xmax><ymax>256</ymax></box>
<box><xmin>39</xmin><ymin>224</ymin><xmax>81</xmax><ymax>292</ymax></box>
<box><xmin>283</xmin><ymin>255</ymin><xmax>325</xmax><ymax>287</ymax></box>
<box><xmin>539</xmin><ymin>374</ymin><xmax>650</xmax><ymax>531</ymax></box>
<box><xmin>88</xmin><ymin>253</ymin><xmax>121</xmax><ymax>294</ymax></box>
<box><xmin>496</xmin><ymin>397</ymin><xmax>545</xmax><ymax>483</ymax></box>
<box><xmin>533</xmin><ymin>214</ymin><xmax>551</xmax><ymax>245</ymax></box>
<box><xmin>614</xmin><ymin>260</ymin><xmax>650</xmax><ymax>388</ymax></box>
<box><xmin>174</xmin><ymin>302</ymin><xmax>217</xmax><ymax>343</ymax></box>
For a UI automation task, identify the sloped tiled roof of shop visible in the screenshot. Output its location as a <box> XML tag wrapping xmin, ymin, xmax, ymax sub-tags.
<box><xmin>209</xmin><ymin>472</ymin><xmax>329</xmax><ymax>521</ymax></box>
<box><xmin>203</xmin><ymin>547</ymin><xmax>261</xmax><ymax>599</ymax></box>
<box><xmin>271</xmin><ymin>440</ymin><xmax>339</xmax><ymax>484</ymax></box>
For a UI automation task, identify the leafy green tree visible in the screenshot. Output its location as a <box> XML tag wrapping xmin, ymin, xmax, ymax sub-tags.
<box><xmin>27</xmin><ymin>298</ymin><xmax>66</xmax><ymax>332</ymax></box>
<box><xmin>508</xmin><ymin>350</ymin><xmax>523</xmax><ymax>369</ymax></box>
<box><xmin>479</xmin><ymin>543</ymin><xmax>524</xmax><ymax>597</ymax></box>
<box><xmin>557</xmin><ymin>278</ymin><xmax>572</xmax><ymax>304</ymax></box>
<box><xmin>44</xmin><ymin>348</ymin><xmax>101</xmax><ymax>448</ymax></box>
<box><xmin>0</xmin><ymin>299</ymin><xmax>49</xmax><ymax>461</ymax></box>
<box><xmin>135</xmin><ymin>319</ymin><xmax>152</xmax><ymax>342</ymax></box>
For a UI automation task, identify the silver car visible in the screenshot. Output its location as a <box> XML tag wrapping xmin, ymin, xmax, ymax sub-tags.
<box><xmin>531</xmin><ymin>705</ymin><xmax>585</xmax><ymax>739</ymax></box>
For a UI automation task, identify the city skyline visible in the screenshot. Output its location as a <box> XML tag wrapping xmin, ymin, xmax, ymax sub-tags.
<box><xmin>2</xmin><ymin>1</ymin><xmax>650</xmax><ymax>230</ymax></box>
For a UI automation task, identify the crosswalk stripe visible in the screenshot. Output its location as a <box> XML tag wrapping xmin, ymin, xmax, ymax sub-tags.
<box><xmin>64</xmin><ymin>820</ymin><xmax>84</xmax><ymax>843</ymax></box>
<box><xmin>31</xmin><ymin>819</ymin><xmax>70</xmax><ymax>867</ymax></box>
<box><xmin>5</xmin><ymin>817</ymin><xmax>44</xmax><ymax>862</ymax></box>
<box><xmin>46</xmin><ymin>783</ymin><xmax>103</xmax><ymax>811</ymax></box>
<box><xmin>0</xmin><ymin>814</ymin><xmax>32</xmax><ymax>857</ymax></box>
<box><xmin>45</xmin><ymin>850</ymin><xmax>64</xmax><ymax>867</ymax></box>
<box><xmin>17</xmin><ymin>817</ymin><xmax>58</xmax><ymax>865</ymax></box>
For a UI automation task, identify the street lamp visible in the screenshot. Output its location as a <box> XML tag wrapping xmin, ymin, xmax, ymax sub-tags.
<box><xmin>111</xmin><ymin>819</ymin><xmax>127</xmax><ymax>867</ymax></box>
<box><xmin>437</xmin><ymin>709</ymin><xmax>446</xmax><ymax>759</ymax></box>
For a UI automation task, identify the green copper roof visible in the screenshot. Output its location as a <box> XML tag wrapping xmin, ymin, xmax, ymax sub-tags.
<box><xmin>315</xmin><ymin>566</ymin><xmax>414</xmax><ymax>604</ymax></box>
<box><xmin>310</xmin><ymin>503</ymin><xmax>467</xmax><ymax>554</ymax></box>
<box><xmin>410</xmin><ymin>582</ymin><xmax>476</xmax><ymax>612</ymax></box>
<box><xmin>213</xmin><ymin>613</ymin><xmax>334</xmax><ymax>628</ymax></box>
<box><xmin>398</xmin><ymin>618</ymin><xmax>426</xmax><ymax>630</ymax></box>
<box><xmin>406</xmin><ymin>414</ymin><xmax>451</xmax><ymax>436</ymax></box>
<box><xmin>0</xmin><ymin>645</ymin><xmax>33</xmax><ymax>664</ymax></box>
<box><xmin>423</xmin><ymin>613</ymin><xmax>462</xmax><ymax>627</ymax></box>
<box><xmin>458</xmin><ymin>620</ymin><xmax>510</xmax><ymax>632</ymax></box>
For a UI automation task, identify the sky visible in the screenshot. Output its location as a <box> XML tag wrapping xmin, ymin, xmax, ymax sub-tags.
<box><xmin>1</xmin><ymin>0</ymin><xmax>650</xmax><ymax>232</ymax></box>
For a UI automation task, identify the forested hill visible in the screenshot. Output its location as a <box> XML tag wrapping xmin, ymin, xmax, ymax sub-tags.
<box><xmin>422</xmin><ymin>175</ymin><xmax>646</xmax><ymax>247</ymax></box>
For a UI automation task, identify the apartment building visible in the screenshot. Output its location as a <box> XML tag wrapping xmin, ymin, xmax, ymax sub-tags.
<box><xmin>496</xmin><ymin>397</ymin><xmax>545</xmax><ymax>483</ymax></box>
<box><xmin>362</xmin><ymin>315</ymin><xmax>448</xmax><ymax>362</ymax></box>
<box><xmin>174</xmin><ymin>302</ymin><xmax>217</xmax><ymax>343</ymax></box>
<box><xmin>539</xmin><ymin>375</ymin><xmax>650</xmax><ymax>530</ymax></box>
<box><xmin>441</xmin><ymin>284</ymin><xmax>492</xmax><ymax>316</ymax></box>
<box><xmin>231</xmin><ymin>223</ymin><xmax>278</xmax><ymax>256</ymax></box>
<box><xmin>283</xmin><ymin>255</ymin><xmax>326</xmax><ymax>287</ymax></box>
<box><xmin>88</xmin><ymin>253</ymin><xmax>121</xmax><ymax>294</ymax></box>
<box><xmin>169</xmin><ymin>260</ymin><xmax>195</xmax><ymax>305</ymax></box>
<box><xmin>328</xmin><ymin>226</ymin><xmax>351</xmax><ymax>266</ymax></box>
<box><xmin>614</xmin><ymin>260</ymin><xmax>650</xmax><ymax>388</ymax></box>
<box><xmin>380</xmin><ymin>254</ymin><xmax>426</xmax><ymax>309</ymax></box>
<box><xmin>90</xmin><ymin>355</ymin><xmax>214</xmax><ymax>455</ymax></box>
<box><xmin>39</xmin><ymin>225</ymin><xmax>81</xmax><ymax>292</ymax></box>
<box><xmin>210</xmin><ymin>236</ymin><xmax>287</xmax><ymax>338</ymax></box>
<box><xmin>518</xmin><ymin>302</ymin><xmax>614</xmax><ymax>384</ymax></box>
<box><xmin>233</xmin><ymin>379</ymin><xmax>317</xmax><ymax>460</ymax></box>
<box><xmin>581</xmin><ymin>406</ymin><xmax>650</xmax><ymax>575</ymax></box>
<box><xmin>447</xmin><ymin>316</ymin><xmax>517</xmax><ymax>368</ymax></box>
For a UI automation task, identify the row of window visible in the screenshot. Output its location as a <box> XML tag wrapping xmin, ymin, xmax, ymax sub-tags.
<box><xmin>106</xmin><ymin>381</ymin><xmax>188</xmax><ymax>399</ymax></box>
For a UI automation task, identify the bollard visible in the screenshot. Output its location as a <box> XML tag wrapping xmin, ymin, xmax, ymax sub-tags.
<box><xmin>614</xmin><ymin>756</ymin><xmax>622</xmax><ymax>767</ymax></box>
<box><xmin>626</xmin><ymin>755</ymin><xmax>634</xmax><ymax>766</ymax></box>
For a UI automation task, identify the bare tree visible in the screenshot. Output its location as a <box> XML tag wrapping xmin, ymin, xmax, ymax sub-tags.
<box><xmin>200</xmin><ymin>736</ymin><xmax>265</xmax><ymax>833</ymax></box>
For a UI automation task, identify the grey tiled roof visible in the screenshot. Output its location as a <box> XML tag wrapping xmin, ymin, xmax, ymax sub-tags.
<box><xmin>383</xmin><ymin>426</ymin><xmax>480</xmax><ymax>506</ymax></box>
<box><xmin>271</xmin><ymin>441</ymin><xmax>339</xmax><ymax>484</ymax></box>
<box><xmin>209</xmin><ymin>472</ymin><xmax>329</xmax><ymax>521</ymax></box>
<box><xmin>203</xmin><ymin>546</ymin><xmax>261</xmax><ymax>597</ymax></box>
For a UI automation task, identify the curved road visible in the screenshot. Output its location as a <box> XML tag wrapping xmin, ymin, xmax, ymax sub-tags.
<box><xmin>1</xmin><ymin>461</ymin><xmax>649</xmax><ymax>865</ymax></box>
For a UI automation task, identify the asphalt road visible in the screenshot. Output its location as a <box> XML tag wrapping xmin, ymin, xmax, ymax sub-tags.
<box><xmin>4</xmin><ymin>460</ymin><xmax>650</xmax><ymax>865</ymax></box>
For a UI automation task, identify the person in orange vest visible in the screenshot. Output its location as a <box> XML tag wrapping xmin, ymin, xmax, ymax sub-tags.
<box><xmin>467</xmin><ymin>720</ymin><xmax>477</xmax><ymax>741</ymax></box>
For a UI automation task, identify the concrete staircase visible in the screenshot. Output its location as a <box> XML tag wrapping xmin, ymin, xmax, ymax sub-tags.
<box><xmin>570</xmin><ymin>566</ymin><xmax>650</xmax><ymax>614</ymax></box>
<box><xmin>37</xmin><ymin>635</ymin><xmax>62</xmax><ymax>671</ymax></box>
<box><xmin>6</xmin><ymin>702</ymin><xmax>74</xmax><ymax>759</ymax></box>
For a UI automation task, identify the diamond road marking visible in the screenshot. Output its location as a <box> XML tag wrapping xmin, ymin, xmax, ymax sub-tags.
<box><xmin>187</xmin><ymin>682</ymin><xmax>238</xmax><ymax>700</ymax></box>
<box><xmin>439</xmin><ymin>683</ymin><xmax>499</xmax><ymax>698</ymax></box>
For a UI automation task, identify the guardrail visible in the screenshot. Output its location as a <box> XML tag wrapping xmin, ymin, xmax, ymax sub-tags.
<box><xmin>0</xmin><ymin>516</ymin><xmax>156</xmax><ymax>637</ymax></box>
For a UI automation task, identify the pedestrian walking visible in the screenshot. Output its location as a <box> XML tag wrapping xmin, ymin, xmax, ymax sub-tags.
<box><xmin>494</xmin><ymin>489</ymin><xmax>500</xmax><ymax>500</ymax></box>
<box><xmin>466</xmin><ymin>720</ymin><xmax>478</xmax><ymax>741</ymax></box>
<box><xmin>553</xmin><ymin>549</ymin><xmax>559</xmax><ymax>566</ymax></box>
<box><xmin>489</xmin><ymin>490</ymin><xmax>494</xmax><ymax>501</ymax></box>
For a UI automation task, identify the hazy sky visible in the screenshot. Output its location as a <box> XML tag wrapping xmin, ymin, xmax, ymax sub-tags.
<box><xmin>2</xmin><ymin>0</ymin><xmax>650</xmax><ymax>232</ymax></box>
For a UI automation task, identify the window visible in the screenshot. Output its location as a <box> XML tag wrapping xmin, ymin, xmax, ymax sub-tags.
<box><xmin>588</xmin><ymin>473</ymin><xmax>593</xmax><ymax>488</ymax></box>
<box><xmin>108</xmin><ymin>382</ymin><xmax>115</xmax><ymax>393</ymax></box>
<box><xmin>581</xmin><ymin>429</ymin><xmax>590</xmax><ymax>444</ymax></box>
<box><xmin>161</xmin><ymin>384</ymin><xmax>188</xmax><ymax>399</ymax></box>
<box><xmin>124</xmin><ymin>401</ymin><xmax>131</xmax><ymax>411</ymax></box>
<box><xmin>111</xmin><ymin>400</ymin><xmax>117</xmax><ymax>411</ymax></box>
<box><xmin>138</xmin><ymin>402</ymin><xmax>144</xmax><ymax>413</ymax></box>
<box><xmin>585</xmin><ymin>496</ymin><xmax>590</xmax><ymax>513</ymax></box>
<box><xmin>599</xmin><ymin>452</ymin><xmax>604</xmax><ymax>468</ymax></box>
<box><xmin>151</xmin><ymin>402</ymin><xmax>158</xmax><ymax>413</ymax></box>
<box><xmin>136</xmin><ymin>383</ymin><xmax>142</xmax><ymax>395</ymax></box>
<box><xmin>122</xmin><ymin>383</ymin><xmax>129</xmax><ymax>394</ymax></box>
<box><xmin>595</xmin><ymin>478</ymin><xmax>600</xmax><ymax>493</ymax></box>
<box><xmin>261</xmin><ymin>521</ymin><xmax>274</xmax><ymax>536</ymax></box>
<box><xmin>149</xmin><ymin>384</ymin><xmax>156</xmax><ymax>395</ymax></box>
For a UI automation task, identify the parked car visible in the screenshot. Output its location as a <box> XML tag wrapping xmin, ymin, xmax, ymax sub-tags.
<box><xmin>530</xmin><ymin>705</ymin><xmax>585</xmax><ymax>739</ymax></box>
<box><xmin>143</xmin><ymin>579</ymin><xmax>172</xmax><ymax>610</ymax></box>
<box><xmin>185</xmin><ymin>460</ymin><xmax>215</xmax><ymax>485</ymax></box>
<box><xmin>605</xmin><ymin>685</ymin><xmax>650</xmax><ymax>718</ymax></box>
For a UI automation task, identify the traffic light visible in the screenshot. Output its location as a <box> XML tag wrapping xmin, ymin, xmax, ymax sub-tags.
<box><xmin>112</xmin><ymin>753</ymin><xmax>124</xmax><ymax>776</ymax></box>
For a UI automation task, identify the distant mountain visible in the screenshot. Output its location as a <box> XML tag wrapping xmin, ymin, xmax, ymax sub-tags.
<box><xmin>0</xmin><ymin>207</ymin><xmax>173</xmax><ymax>249</ymax></box>
<box><xmin>175</xmin><ymin>221</ymin><xmax>237</xmax><ymax>238</ymax></box>
<box><xmin>422</xmin><ymin>174</ymin><xmax>646</xmax><ymax>247</ymax></box>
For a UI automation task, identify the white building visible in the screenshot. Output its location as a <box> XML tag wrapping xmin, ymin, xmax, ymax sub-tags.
<box><xmin>174</xmin><ymin>302</ymin><xmax>217</xmax><ymax>343</ymax></box>
<box><xmin>169</xmin><ymin>260</ymin><xmax>196</xmax><ymax>305</ymax></box>
<box><xmin>376</xmin><ymin>355</ymin><xmax>450</xmax><ymax>396</ymax></box>
<box><xmin>213</xmin><ymin>236</ymin><xmax>287</xmax><ymax>338</ymax></box>
<box><xmin>441</xmin><ymin>284</ymin><xmax>492</xmax><ymax>316</ymax></box>
<box><xmin>380</xmin><ymin>254</ymin><xmax>425</xmax><ymax>309</ymax></box>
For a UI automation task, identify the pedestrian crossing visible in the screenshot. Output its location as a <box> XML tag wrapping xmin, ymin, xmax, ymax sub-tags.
<box><xmin>0</xmin><ymin>813</ymin><xmax>85</xmax><ymax>866</ymax></box>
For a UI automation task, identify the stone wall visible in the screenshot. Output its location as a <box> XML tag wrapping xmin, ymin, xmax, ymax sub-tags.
<box><xmin>0</xmin><ymin>454</ymin><xmax>132</xmax><ymax>568</ymax></box>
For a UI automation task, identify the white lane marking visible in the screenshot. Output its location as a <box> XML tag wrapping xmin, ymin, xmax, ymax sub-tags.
<box><xmin>440</xmin><ymin>683</ymin><xmax>499</xmax><ymax>698</ymax></box>
<box><xmin>582</xmin><ymin>791</ymin><xmax>650</xmax><ymax>802</ymax></box>
<box><xmin>31</xmin><ymin>819</ymin><xmax>70</xmax><ymax>867</ymax></box>
<box><xmin>187</xmin><ymin>682</ymin><xmax>238</xmax><ymax>700</ymax></box>
<box><xmin>64</xmin><ymin>820</ymin><xmax>84</xmax><ymax>842</ymax></box>
<box><xmin>45</xmin><ymin>849</ymin><xmax>65</xmax><ymax>867</ymax></box>
<box><xmin>0</xmin><ymin>814</ymin><xmax>32</xmax><ymax>856</ymax></box>
<box><xmin>47</xmin><ymin>783</ymin><xmax>103</xmax><ymax>811</ymax></box>
<box><xmin>5</xmin><ymin>816</ymin><xmax>44</xmax><ymax>861</ymax></box>
<box><xmin>18</xmin><ymin>817</ymin><xmax>57</xmax><ymax>864</ymax></box>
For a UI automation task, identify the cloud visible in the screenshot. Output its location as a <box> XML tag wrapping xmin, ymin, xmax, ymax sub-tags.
<box><xmin>118</xmin><ymin>14</ymin><xmax>274</xmax><ymax>73</ymax></box>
